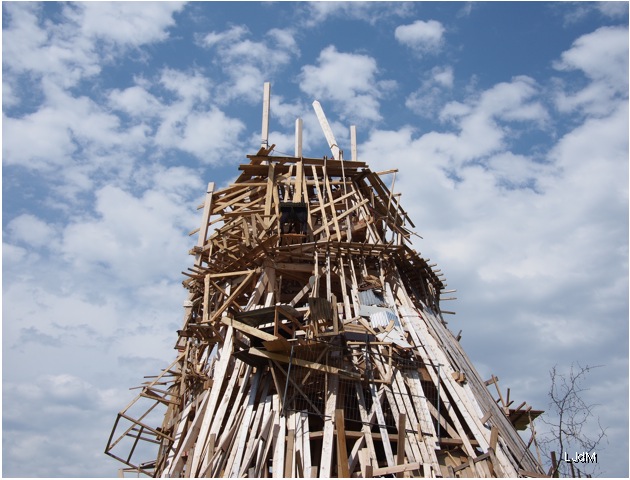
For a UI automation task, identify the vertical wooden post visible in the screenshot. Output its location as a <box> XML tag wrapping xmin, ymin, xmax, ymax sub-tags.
<box><xmin>295</xmin><ymin>118</ymin><xmax>303</xmax><ymax>157</ymax></box>
<box><xmin>285</xmin><ymin>428</ymin><xmax>295</xmax><ymax>477</ymax></box>
<box><xmin>350</xmin><ymin>125</ymin><xmax>357</xmax><ymax>161</ymax></box>
<box><xmin>195</xmin><ymin>182</ymin><xmax>215</xmax><ymax>268</ymax></box>
<box><xmin>397</xmin><ymin>413</ymin><xmax>406</xmax><ymax>477</ymax></box>
<box><xmin>489</xmin><ymin>426</ymin><xmax>499</xmax><ymax>451</ymax></box>
<box><xmin>320</xmin><ymin>373</ymin><xmax>338</xmax><ymax>477</ymax></box>
<box><xmin>335</xmin><ymin>408</ymin><xmax>350</xmax><ymax>477</ymax></box>
<box><xmin>261</xmin><ymin>82</ymin><xmax>271</xmax><ymax>148</ymax></box>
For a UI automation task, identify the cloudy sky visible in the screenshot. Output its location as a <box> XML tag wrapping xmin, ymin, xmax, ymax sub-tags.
<box><xmin>2</xmin><ymin>1</ymin><xmax>628</xmax><ymax>477</ymax></box>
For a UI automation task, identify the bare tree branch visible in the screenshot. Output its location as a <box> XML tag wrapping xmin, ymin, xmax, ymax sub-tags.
<box><xmin>539</xmin><ymin>363</ymin><xmax>608</xmax><ymax>477</ymax></box>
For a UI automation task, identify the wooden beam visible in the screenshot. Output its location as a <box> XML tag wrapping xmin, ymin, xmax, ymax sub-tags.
<box><xmin>249</xmin><ymin>348</ymin><xmax>360</xmax><ymax>379</ymax></box>
<box><xmin>194</xmin><ymin>182</ymin><xmax>215</xmax><ymax>267</ymax></box>
<box><xmin>220</xmin><ymin>317</ymin><xmax>277</xmax><ymax>342</ymax></box>
<box><xmin>490</xmin><ymin>426</ymin><xmax>499</xmax><ymax>451</ymax></box>
<box><xmin>313</xmin><ymin>101</ymin><xmax>340</xmax><ymax>160</ymax></box>
<box><xmin>295</xmin><ymin>118</ymin><xmax>303</xmax><ymax>157</ymax></box>
<box><xmin>397</xmin><ymin>413</ymin><xmax>406</xmax><ymax>477</ymax></box>
<box><xmin>261</xmin><ymin>82</ymin><xmax>270</xmax><ymax>148</ymax></box>
<box><xmin>335</xmin><ymin>409</ymin><xmax>350</xmax><ymax>478</ymax></box>
<box><xmin>373</xmin><ymin>462</ymin><xmax>420</xmax><ymax>476</ymax></box>
<box><xmin>319</xmin><ymin>373</ymin><xmax>338</xmax><ymax>477</ymax></box>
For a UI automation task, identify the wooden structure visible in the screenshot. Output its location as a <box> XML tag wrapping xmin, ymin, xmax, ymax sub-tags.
<box><xmin>106</xmin><ymin>84</ymin><xmax>546</xmax><ymax>478</ymax></box>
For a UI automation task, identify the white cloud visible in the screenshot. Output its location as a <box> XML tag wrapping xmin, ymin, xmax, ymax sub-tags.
<box><xmin>3</xmin><ymin>373</ymin><xmax>143</xmax><ymax>476</ymax></box>
<box><xmin>299</xmin><ymin>45</ymin><xmax>394</xmax><ymax>123</ymax></box>
<box><xmin>597</xmin><ymin>1</ymin><xmax>629</xmax><ymax>18</ymax></box>
<box><xmin>2</xmin><ymin>2</ymin><xmax>183</xmax><ymax>93</ymax></box>
<box><xmin>2</xmin><ymin>81</ymin><xmax>152</xmax><ymax>195</ymax></box>
<box><xmin>67</xmin><ymin>1</ymin><xmax>185</xmax><ymax>47</ymax></box>
<box><xmin>201</xmin><ymin>24</ymin><xmax>249</xmax><ymax>47</ymax></box>
<box><xmin>301</xmin><ymin>2</ymin><xmax>412</xmax><ymax>27</ymax></box>
<box><xmin>108</xmin><ymin>84</ymin><xmax>163</xmax><ymax>118</ymax></box>
<box><xmin>412</xmin><ymin>76</ymin><xmax>549</xmax><ymax>164</ymax></box>
<box><xmin>267</xmin><ymin>28</ymin><xmax>300</xmax><ymax>55</ymax></box>
<box><xmin>109</xmin><ymin>70</ymin><xmax>246</xmax><ymax>164</ymax></box>
<box><xmin>2</xmin><ymin>106</ymin><xmax>77</xmax><ymax>170</ymax></box>
<box><xmin>2</xmin><ymin>2</ymin><xmax>100</xmax><ymax>88</ymax></box>
<box><xmin>6</xmin><ymin>214</ymin><xmax>60</xmax><ymax>250</ymax></box>
<box><xmin>395</xmin><ymin>19</ymin><xmax>445</xmax><ymax>55</ymax></box>
<box><xmin>159</xmin><ymin>67</ymin><xmax>212</xmax><ymax>103</ymax></box>
<box><xmin>553</xmin><ymin>25</ymin><xmax>628</xmax><ymax>114</ymax></box>
<box><xmin>199</xmin><ymin>25</ymin><xmax>300</xmax><ymax>103</ymax></box>
<box><xmin>60</xmin><ymin>182</ymin><xmax>199</xmax><ymax>287</ymax></box>
<box><xmin>179</xmin><ymin>108</ymin><xmax>247</xmax><ymax>159</ymax></box>
<box><xmin>561</xmin><ymin>1</ymin><xmax>628</xmax><ymax>25</ymax></box>
<box><xmin>406</xmin><ymin>65</ymin><xmax>455</xmax><ymax>117</ymax></box>
<box><xmin>433</xmin><ymin>65</ymin><xmax>454</xmax><ymax>88</ymax></box>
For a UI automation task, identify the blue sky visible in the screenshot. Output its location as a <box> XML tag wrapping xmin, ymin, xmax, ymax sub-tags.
<box><xmin>2</xmin><ymin>1</ymin><xmax>628</xmax><ymax>477</ymax></box>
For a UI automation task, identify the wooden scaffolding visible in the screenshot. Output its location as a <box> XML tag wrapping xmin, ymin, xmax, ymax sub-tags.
<box><xmin>106</xmin><ymin>84</ymin><xmax>546</xmax><ymax>478</ymax></box>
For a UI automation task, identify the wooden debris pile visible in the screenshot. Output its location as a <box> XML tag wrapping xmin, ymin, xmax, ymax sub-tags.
<box><xmin>106</xmin><ymin>85</ymin><xmax>546</xmax><ymax>478</ymax></box>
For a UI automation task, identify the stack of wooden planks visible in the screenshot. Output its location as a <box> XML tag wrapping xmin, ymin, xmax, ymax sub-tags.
<box><xmin>106</xmin><ymin>90</ymin><xmax>546</xmax><ymax>478</ymax></box>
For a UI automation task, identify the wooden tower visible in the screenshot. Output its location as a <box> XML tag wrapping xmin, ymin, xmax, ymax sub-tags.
<box><xmin>106</xmin><ymin>84</ymin><xmax>545</xmax><ymax>478</ymax></box>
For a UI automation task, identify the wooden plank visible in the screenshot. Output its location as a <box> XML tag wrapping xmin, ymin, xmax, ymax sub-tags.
<box><xmin>264</xmin><ymin>163</ymin><xmax>275</xmax><ymax>218</ymax></box>
<box><xmin>239</xmin><ymin>381</ymin><xmax>271</xmax><ymax>476</ymax></box>
<box><xmin>390</xmin><ymin>370</ymin><xmax>424</xmax><ymax>464</ymax></box>
<box><xmin>228</xmin><ymin>370</ymin><xmax>262</xmax><ymax>477</ymax></box>
<box><xmin>405</xmin><ymin>369</ymin><xmax>441</xmax><ymax>473</ymax></box>
<box><xmin>353</xmin><ymin>382</ymin><xmax>379</xmax><ymax>468</ymax></box>
<box><xmin>373</xmin><ymin>462</ymin><xmax>420</xmax><ymax>476</ymax></box>
<box><xmin>289</xmin><ymin>281</ymin><xmax>312</xmax><ymax>307</ymax></box>
<box><xmin>299</xmin><ymin>411</ymin><xmax>312</xmax><ymax>478</ymax></box>
<box><xmin>272</xmin><ymin>397</ymin><xmax>286</xmax><ymax>478</ymax></box>
<box><xmin>188</xmin><ymin>327</ymin><xmax>234</xmax><ymax>476</ymax></box>
<box><xmin>249</xmin><ymin>348</ymin><xmax>360</xmax><ymax>379</ymax></box>
<box><xmin>397</xmin><ymin>412</ymin><xmax>406</xmax><ymax>475</ymax></box>
<box><xmin>335</xmin><ymin>409</ymin><xmax>350</xmax><ymax>478</ymax></box>
<box><xmin>399</xmin><ymin>307</ymin><xmax>480</xmax><ymax>458</ymax></box>
<box><xmin>488</xmin><ymin>447</ymin><xmax>507</xmax><ymax>478</ymax></box>
<box><xmin>490</xmin><ymin>426</ymin><xmax>499</xmax><ymax>451</ymax></box>
<box><xmin>293</xmin><ymin>158</ymin><xmax>304</xmax><ymax>202</ymax></box>
<box><xmin>324</xmin><ymin>174</ymin><xmax>343</xmax><ymax>241</ymax></box>
<box><xmin>208</xmin><ymin>269</ymin><xmax>260</xmax><ymax>279</ymax></box>
<box><xmin>221</xmin><ymin>316</ymin><xmax>277</xmax><ymax>342</ymax></box>
<box><xmin>284</xmin><ymin>427</ymin><xmax>295</xmax><ymax>477</ymax></box>
<box><xmin>257</xmin><ymin>418</ymin><xmax>278</xmax><ymax>477</ymax></box>
<box><xmin>261</xmin><ymin>82</ymin><xmax>270</xmax><ymax>147</ymax></box>
<box><xmin>313</xmin><ymin>101</ymin><xmax>340</xmax><ymax>159</ymax></box>
<box><xmin>311</xmin><ymin>165</ymin><xmax>331</xmax><ymax>239</ymax></box>
<box><xmin>204</xmin><ymin>403</ymin><xmax>244</xmax><ymax>477</ymax></box>
<box><xmin>358</xmin><ymin>447</ymin><xmax>370</xmax><ymax>477</ymax></box>
<box><xmin>207</xmin><ymin>270</ymin><xmax>256</xmax><ymax>325</ymax></box>
<box><xmin>295</xmin><ymin>118</ymin><xmax>303</xmax><ymax>157</ymax></box>
<box><xmin>368</xmin><ymin>383</ymin><xmax>395</xmax><ymax>467</ymax></box>
<box><xmin>163</xmin><ymin>390</ymin><xmax>210</xmax><ymax>477</ymax></box>
<box><xmin>245</xmin><ymin>155</ymin><xmax>367</xmax><ymax>169</ymax></box>
<box><xmin>319</xmin><ymin>373</ymin><xmax>338</xmax><ymax>477</ymax></box>
<box><xmin>350</xmin><ymin>125</ymin><xmax>357</xmax><ymax>161</ymax></box>
<box><xmin>194</xmin><ymin>182</ymin><xmax>215</xmax><ymax>267</ymax></box>
<box><xmin>348</xmin><ymin>436</ymin><xmax>366</xmax><ymax>475</ymax></box>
